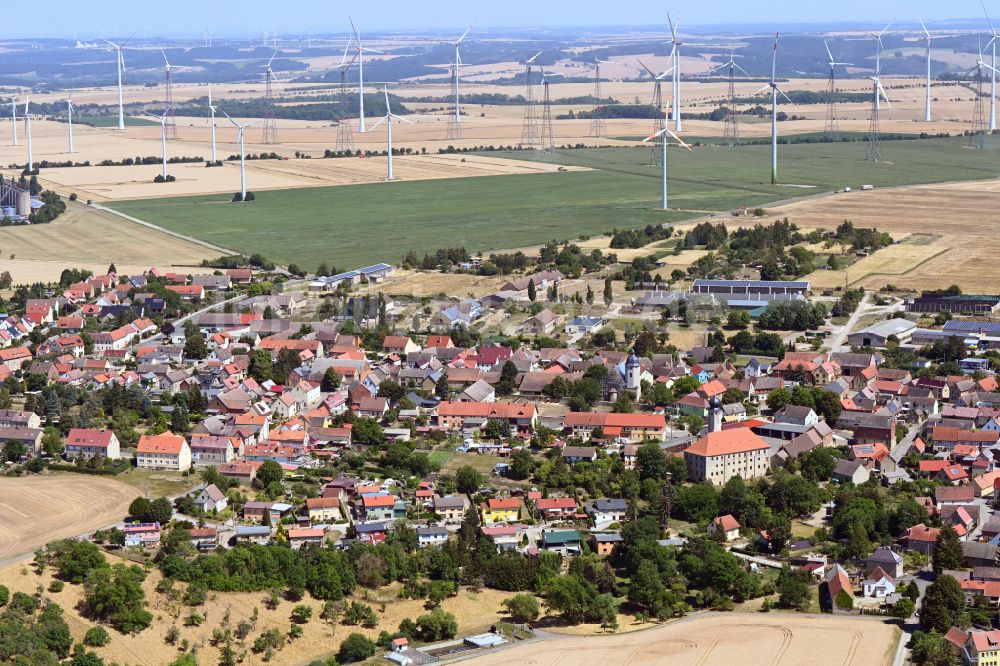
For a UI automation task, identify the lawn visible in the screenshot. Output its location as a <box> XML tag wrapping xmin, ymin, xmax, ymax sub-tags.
<box><xmin>113</xmin><ymin>467</ymin><xmax>201</xmax><ymax>498</ymax></box>
<box><xmin>107</xmin><ymin>136</ymin><xmax>1000</xmax><ymax>271</ymax></box>
<box><xmin>442</xmin><ymin>451</ymin><xmax>503</xmax><ymax>476</ymax></box>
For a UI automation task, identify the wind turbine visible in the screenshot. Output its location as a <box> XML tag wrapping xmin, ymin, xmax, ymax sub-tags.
<box><xmin>104</xmin><ymin>37</ymin><xmax>130</xmax><ymax>130</ymax></box>
<box><xmin>10</xmin><ymin>96</ymin><xmax>17</xmax><ymax>147</ymax></box>
<box><xmin>160</xmin><ymin>48</ymin><xmax>191</xmax><ymax>139</ymax></box>
<box><xmin>207</xmin><ymin>84</ymin><xmax>218</xmax><ymax>162</ymax></box>
<box><xmin>223</xmin><ymin>111</ymin><xmax>253</xmax><ymax>201</ymax></box>
<box><xmin>981</xmin><ymin>2</ymin><xmax>999</xmax><ymax>131</ymax></box>
<box><xmin>867</xmin><ymin>21</ymin><xmax>892</xmax><ymax>112</ymax></box>
<box><xmin>667</xmin><ymin>14</ymin><xmax>684</xmax><ymax>131</ymax></box>
<box><xmin>369</xmin><ymin>86</ymin><xmax>413</xmax><ymax>181</ymax></box>
<box><xmin>349</xmin><ymin>18</ymin><xmax>384</xmax><ymax>133</ymax></box>
<box><xmin>642</xmin><ymin>122</ymin><xmax>692</xmax><ymax>210</ymax></box>
<box><xmin>709</xmin><ymin>50</ymin><xmax>751</xmax><ymax>146</ymax></box>
<box><xmin>23</xmin><ymin>97</ymin><xmax>33</xmax><ymax>172</ymax></box>
<box><xmin>823</xmin><ymin>40</ymin><xmax>852</xmax><ymax>137</ymax></box>
<box><xmin>66</xmin><ymin>95</ymin><xmax>75</xmax><ymax>154</ymax></box>
<box><xmin>442</xmin><ymin>23</ymin><xmax>473</xmax><ymax>138</ymax></box>
<box><xmin>753</xmin><ymin>33</ymin><xmax>792</xmax><ymax>185</ymax></box>
<box><xmin>159</xmin><ymin>107</ymin><xmax>172</xmax><ymax>181</ymax></box>
<box><xmin>917</xmin><ymin>18</ymin><xmax>943</xmax><ymax>122</ymax></box>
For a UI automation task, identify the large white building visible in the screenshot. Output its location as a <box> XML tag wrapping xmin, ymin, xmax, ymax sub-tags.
<box><xmin>683</xmin><ymin>427</ymin><xmax>771</xmax><ymax>485</ymax></box>
<box><xmin>136</xmin><ymin>433</ymin><xmax>191</xmax><ymax>471</ymax></box>
<box><xmin>64</xmin><ymin>428</ymin><xmax>121</xmax><ymax>460</ymax></box>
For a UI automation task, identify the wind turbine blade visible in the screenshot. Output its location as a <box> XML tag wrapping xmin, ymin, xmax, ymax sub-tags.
<box><xmin>777</xmin><ymin>87</ymin><xmax>793</xmax><ymax>104</ymax></box>
<box><xmin>877</xmin><ymin>80</ymin><xmax>891</xmax><ymax>107</ymax></box>
<box><xmin>984</xmin><ymin>0</ymin><xmax>999</xmax><ymax>36</ymax></box>
<box><xmin>369</xmin><ymin>115</ymin><xmax>387</xmax><ymax>130</ymax></box>
<box><xmin>363</xmin><ymin>47</ymin><xmax>385</xmax><ymax>54</ymax></box>
<box><xmin>527</xmin><ymin>51</ymin><xmax>542</xmax><ymax>63</ymax></box>
<box><xmin>825</xmin><ymin>40</ymin><xmax>835</xmax><ymax>64</ymax></box>
<box><xmin>383</xmin><ymin>85</ymin><xmax>390</xmax><ymax>109</ymax></box>
<box><xmin>666</xmin><ymin>128</ymin><xmax>692</xmax><ymax>150</ymax></box>
<box><xmin>733</xmin><ymin>63</ymin><xmax>752</xmax><ymax>78</ymax></box>
<box><xmin>771</xmin><ymin>32</ymin><xmax>779</xmax><ymax>82</ymax></box>
<box><xmin>457</xmin><ymin>24</ymin><xmax>473</xmax><ymax>43</ymax></box>
<box><xmin>667</xmin><ymin>13</ymin><xmax>677</xmax><ymax>41</ymax></box>
<box><xmin>642</xmin><ymin>127</ymin><xmax>669</xmax><ymax>143</ymax></box>
<box><xmin>221</xmin><ymin>110</ymin><xmax>239</xmax><ymax>127</ymax></box>
<box><xmin>918</xmin><ymin>17</ymin><xmax>931</xmax><ymax>40</ymax></box>
<box><xmin>752</xmin><ymin>84</ymin><xmax>771</xmax><ymax>97</ymax></box>
<box><xmin>392</xmin><ymin>114</ymin><xmax>415</xmax><ymax>125</ymax></box>
<box><xmin>339</xmin><ymin>39</ymin><xmax>351</xmax><ymax>67</ymax></box>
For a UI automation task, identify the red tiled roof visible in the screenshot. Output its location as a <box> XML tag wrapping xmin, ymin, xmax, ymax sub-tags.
<box><xmin>685</xmin><ymin>429</ymin><xmax>769</xmax><ymax>457</ymax></box>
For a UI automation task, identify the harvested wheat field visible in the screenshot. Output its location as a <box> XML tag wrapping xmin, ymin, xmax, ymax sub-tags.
<box><xmin>804</xmin><ymin>233</ymin><xmax>947</xmax><ymax>291</ymax></box>
<box><xmin>0</xmin><ymin>199</ymin><xmax>217</xmax><ymax>282</ymax></box>
<box><xmin>767</xmin><ymin>179</ymin><xmax>1000</xmax><ymax>292</ymax></box>
<box><xmin>0</xmin><ymin>474</ymin><xmax>139</xmax><ymax>561</ymax></box>
<box><xmin>356</xmin><ymin>269</ymin><xmax>510</xmax><ymax>299</ymax></box>
<box><xmin>461</xmin><ymin>612</ymin><xmax>899</xmax><ymax>666</ymax></box>
<box><xmin>0</xmin><ymin>553</ymin><xmax>513</xmax><ymax>666</ymax></box>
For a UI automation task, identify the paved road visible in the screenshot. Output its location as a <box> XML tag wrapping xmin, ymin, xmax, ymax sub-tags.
<box><xmin>825</xmin><ymin>294</ymin><xmax>904</xmax><ymax>353</ymax></box>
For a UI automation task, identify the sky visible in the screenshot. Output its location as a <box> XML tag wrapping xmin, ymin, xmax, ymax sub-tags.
<box><xmin>10</xmin><ymin>1</ymin><xmax>993</xmax><ymax>38</ymax></box>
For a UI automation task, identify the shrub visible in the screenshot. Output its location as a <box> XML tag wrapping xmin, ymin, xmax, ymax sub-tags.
<box><xmin>290</xmin><ymin>605</ymin><xmax>312</xmax><ymax>624</ymax></box>
<box><xmin>337</xmin><ymin>632</ymin><xmax>376</xmax><ymax>663</ymax></box>
<box><xmin>84</xmin><ymin>626</ymin><xmax>110</xmax><ymax>647</ymax></box>
<box><xmin>48</xmin><ymin>580</ymin><xmax>65</xmax><ymax>593</ymax></box>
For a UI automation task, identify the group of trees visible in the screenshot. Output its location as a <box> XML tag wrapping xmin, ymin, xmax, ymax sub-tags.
<box><xmin>756</xmin><ymin>301</ymin><xmax>828</xmax><ymax>331</ymax></box>
<box><xmin>37</xmin><ymin>540</ymin><xmax>151</xmax><ymax>634</ymax></box>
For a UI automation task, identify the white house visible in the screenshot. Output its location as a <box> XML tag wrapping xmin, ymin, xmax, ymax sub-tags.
<box><xmin>862</xmin><ymin>568</ymin><xmax>897</xmax><ymax>600</ymax></box>
<box><xmin>589</xmin><ymin>498</ymin><xmax>628</xmax><ymax>527</ymax></box>
<box><xmin>417</xmin><ymin>526</ymin><xmax>449</xmax><ymax>548</ymax></box>
<box><xmin>135</xmin><ymin>433</ymin><xmax>191</xmax><ymax>471</ymax></box>
<box><xmin>193</xmin><ymin>484</ymin><xmax>228</xmax><ymax>513</ymax></box>
<box><xmin>708</xmin><ymin>514</ymin><xmax>741</xmax><ymax>542</ymax></box>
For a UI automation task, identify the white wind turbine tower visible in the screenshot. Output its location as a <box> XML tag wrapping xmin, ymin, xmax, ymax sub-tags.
<box><xmin>642</xmin><ymin>123</ymin><xmax>692</xmax><ymax>211</ymax></box>
<box><xmin>350</xmin><ymin>18</ymin><xmax>384</xmax><ymax>132</ymax></box>
<box><xmin>370</xmin><ymin>86</ymin><xmax>413</xmax><ymax>181</ymax></box>
<box><xmin>10</xmin><ymin>97</ymin><xmax>17</xmax><ymax>147</ymax></box>
<box><xmin>159</xmin><ymin>107</ymin><xmax>172</xmax><ymax>181</ymax></box>
<box><xmin>442</xmin><ymin>23</ymin><xmax>473</xmax><ymax>140</ymax></box>
<box><xmin>981</xmin><ymin>2</ymin><xmax>999</xmax><ymax>131</ymax></box>
<box><xmin>66</xmin><ymin>95</ymin><xmax>75</xmax><ymax>154</ymax></box>
<box><xmin>868</xmin><ymin>21</ymin><xmax>892</xmax><ymax>113</ymax></box>
<box><xmin>667</xmin><ymin>14</ymin><xmax>684</xmax><ymax>131</ymax></box>
<box><xmin>104</xmin><ymin>38</ymin><xmax>130</xmax><ymax>130</ymax></box>
<box><xmin>223</xmin><ymin>111</ymin><xmax>253</xmax><ymax>201</ymax></box>
<box><xmin>207</xmin><ymin>84</ymin><xmax>218</xmax><ymax>162</ymax></box>
<box><xmin>918</xmin><ymin>18</ymin><xmax>943</xmax><ymax>122</ymax></box>
<box><xmin>753</xmin><ymin>34</ymin><xmax>792</xmax><ymax>185</ymax></box>
<box><xmin>23</xmin><ymin>97</ymin><xmax>33</xmax><ymax>172</ymax></box>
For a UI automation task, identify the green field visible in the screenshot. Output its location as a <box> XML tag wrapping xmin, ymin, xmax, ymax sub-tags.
<box><xmin>107</xmin><ymin>136</ymin><xmax>1000</xmax><ymax>270</ymax></box>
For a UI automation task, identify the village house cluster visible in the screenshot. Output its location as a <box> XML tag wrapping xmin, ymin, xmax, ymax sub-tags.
<box><xmin>5</xmin><ymin>261</ymin><xmax>1000</xmax><ymax>664</ymax></box>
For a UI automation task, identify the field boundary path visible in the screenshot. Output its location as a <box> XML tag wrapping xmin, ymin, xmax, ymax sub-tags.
<box><xmin>91</xmin><ymin>202</ymin><xmax>240</xmax><ymax>257</ymax></box>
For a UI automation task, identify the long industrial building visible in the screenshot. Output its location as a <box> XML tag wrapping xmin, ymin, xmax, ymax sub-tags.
<box><xmin>690</xmin><ymin>279</ymin><xmax>810</xmax><ymax>297</ymax></box>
